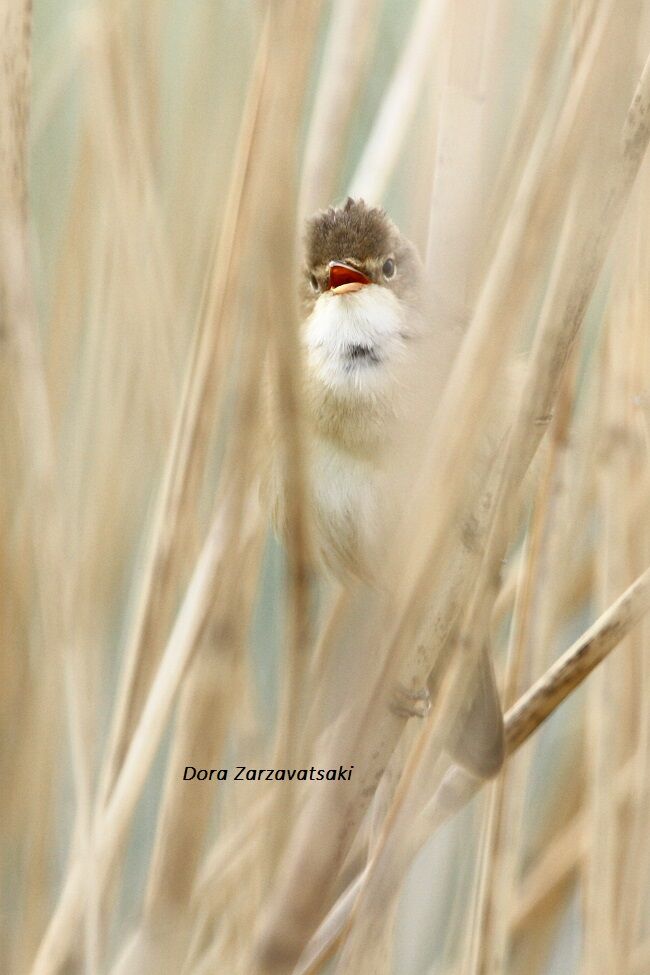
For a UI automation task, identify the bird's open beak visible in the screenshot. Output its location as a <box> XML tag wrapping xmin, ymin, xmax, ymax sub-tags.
<box><xmin>328</xmin><ymin>261</ymin><xmax>371</xmax><ymax>294</ymax></box>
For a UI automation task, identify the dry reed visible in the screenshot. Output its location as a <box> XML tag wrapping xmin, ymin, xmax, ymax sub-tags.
<box><xmin>3</xmin><ymin>2</ymin><xmax>650</xmax><ymax>975</ymax></box>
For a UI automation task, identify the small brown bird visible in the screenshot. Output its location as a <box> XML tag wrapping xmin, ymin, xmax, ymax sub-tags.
<box><xmin>272</xmin><ymin>197</ymin><xmax>504</xmax><ymax>778</ymax></box>
<box><xmin>288</xmin><ymin>197</ymin><xmax>430</xmax><ymax>580</ymax></box>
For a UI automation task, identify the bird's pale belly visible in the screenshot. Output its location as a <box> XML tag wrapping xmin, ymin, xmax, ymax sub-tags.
<box><xmin>309</xmin><ymin>439</ymin><xmax>382</xmax><ymax>584</ymax></box>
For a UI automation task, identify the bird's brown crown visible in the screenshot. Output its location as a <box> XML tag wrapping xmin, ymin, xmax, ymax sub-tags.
<box><xmin>305</xmin><ymin>198</ymin><xmax>396</xmax><ymax>268</ymax></box>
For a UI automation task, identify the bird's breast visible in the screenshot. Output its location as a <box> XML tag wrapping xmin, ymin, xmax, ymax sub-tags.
<box><xmin>309</xmin><ymin>439</ymin><xmax>383</xmax><ymax>583</ymax></box>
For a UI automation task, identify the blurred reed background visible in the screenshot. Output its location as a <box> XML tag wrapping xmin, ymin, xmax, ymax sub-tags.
<box><xmin>2</xmin><ymin>1</ymin><xmax>650</xmax><ymax>973</ymax></box>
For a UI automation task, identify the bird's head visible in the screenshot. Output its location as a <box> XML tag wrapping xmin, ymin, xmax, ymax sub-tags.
<box><xmin>302</xmin><ymin>196</ymin><xmax>422</xmax><ymax>310</ymax></box>
<box><xmin>301</xmin><ymin>198</ymin><xmax>422</xmax><ymax>432</ymax></box>
<box><xmin>300</xmin><ymin>198</ymin><xmax>425</xmax><ymax>412</ymax></box>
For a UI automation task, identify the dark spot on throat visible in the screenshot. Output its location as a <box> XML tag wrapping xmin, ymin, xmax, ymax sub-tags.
<box><xmin>346</xmin><ymin>344</ymin><xmax>381</xmax><ymax>365</ymax></box>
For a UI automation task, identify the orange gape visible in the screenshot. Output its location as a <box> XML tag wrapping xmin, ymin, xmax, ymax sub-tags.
<box><xmin>327</xmin><ymin>261</ymin><xmax>371</xmax><ymax>290</ymax></box>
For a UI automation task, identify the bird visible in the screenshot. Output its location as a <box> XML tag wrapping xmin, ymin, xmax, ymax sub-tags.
<box><xmin>269</xmin><ymin>196</ymin><xmax>504</xmax><ymax>780</ymax></box>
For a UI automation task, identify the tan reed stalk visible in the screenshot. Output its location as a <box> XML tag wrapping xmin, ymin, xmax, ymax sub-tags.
<box><xmin>583</xmin><ymin>308</ymin><xmax>631</xmax><ymax>972</ymax></box>
<box><xmin>425</xmin><ymin>0</ymin><xmax>510</xmax><ymax>319</ymax></box>
<box><xmin>0</xmin><ymin>4</ymin><xmax>100</xmax><ymax>970</ymax></box>
<box><xmin>440</xmin><ymin>18</ymin><xmax>648</xmax><ymax>749</ymax></box>
<box><xmin>30</xmin><ymin>4</ymin><xmax>316</xmax><ymax>969</ymax></box>
<box><xmin>328</xmin><ymin>705</ymin><xmax>456</xmax><ymax>974</ymax></box>
<box><xmin>112</xmin><ymin>375</ymin><xmax>269</xmax><ymax>974</ymax></box>
<box><xmin>291</xmin><ymin>558</ymin><xmax>650</xmax><ymax>975</ymax></box>
<box><xmin>112</xmin><ymin>531</ymin><xmax>267</xmax><ymax>975</ymax></box>
<box><xmin>30</xmin><ymin>476</ymin><xmax>263</xmax><ymax>975</ymax></box>
<box><xmin>468</xmin><ymin>353</ymin><xmax>583</xmax><ymax>975</ymax></box>
<box><xmin>60</xmin><ymin>0</ymin><xmax>179</xmax><ymax>735</ymax></box>
<box><xmin>608</xmin><ymin>154</ymin><xmax>650</xmax><ymax>968</ymax></box>
<box><xmin>161</xmin><ymin>6</ymin><xmax>258</xmax><ymax>315</ymax></box>
<box><xmin>378</xmin><ymin>0</ymin><xmax>618</xmax><ymax>675</ymax></box>
<box><xmin>193</xmin><ymin>793</ymin><xmax>274</xmax><ymax>908</ymax></box>
<box><xmin>510</xmin><ymin>900</ymin><xmax>570</xmax><ymax>975</ymax></box>
<box><xmin>130</xmin><ymin>7</ymin><xmax>323</xmax><ymax>971</ymax></box>
<box><xmin>501</xmin><ymin>352</ymin><xmax>601</xmax><ymax>965</ymax></box>
<box><xmin>157</xmin><ymin>553</ymin><xmax>269</xmax><ymax>892</ymax></box>
<box><xmin>618</xmin><ymin>239</ymin><xmax>650</xmax><ymax>967</ymax></box>
<box><xmin>411</xmin><ymin>15</ymin><xmax>650</xmax><ymax>864</ymax></box>
<box><xmin>212</xmin><ymin>18</ymin><xmax>324</xmax><ymax>968</ymax></box>
<box><xmin>12</xmin><ymin>6</ymin><xmax>650</xmax><ymax>975</ymax></box>
<box><xmin>342</xmin><ymin>400</ymin><xmax>533</xmax><ymax>974</ymax></box>
<box><xmin>512</xmin><ymin>757</ymin><xmax>637</xmax><ymax>934</ymax></box>
<box><xmin>465</xmin><ymin>448</ymin><xmax>560</xmax><ymax>975</ymax></box>
<box><xmin>37</xmin><ymin>21</ymin><xmax>185</xmax><ymax>875</ymax></box>
<box><xmin>492</xmin><ymin>546</ymin><xmax>594</xmax><ymax>654</ymax></box>
<box><xmin>370</xmin><ymin>0</ymin><xmax>648</xmax><ymax>932</ymax></box>
<box><xmin>582</xmin><ymin>146</ymin><xmax>650</xmax><ymax>971</ymax></box>
<box><xmin>416</xmin><ymin>562</ymin><xmax>650</xmax><ymax>853</ymax></box>
<box><xmin>266</xmin><ymin>265</ymin><xmax>313</xmax><ymax>780</ymax></box>
<box><xmin>79</xmin><ymin>5</ymin><xmax>175</xmax><ymax>314</ymax></box>
<box><xmin>349</xmin><ymin>0</ymin><xmax>449</xmax><ymax>201</ymax></box>
<box><xmin>254</xmin><ymin>15</ymin><xmax>650</xmax><ymax>966</ymax></box>
<box><xmin>299</xmin><ymin>0</ymin><xmax>379</xmax><ymax>217</ymax></box>
<box><xmin>504</xmin><ymin>567</ymin><xmax>650</xmax><ymax>749</ymax></box>
<box><xmin>50</xmin><ymin>12</ymin><xmax>204</xmax><ymax>965</ymax></box>
<box><xmin>261</xmin><ymin>0</ymin><xmax>325</xmax><ymax>779</ymax></box>
<box><xmin>484</xmin><ymin>0</ymin><xmax>566</xmax><ymax>260</ymax></box>
<box><xmin>95</xmin><ymin>7</ymin><xmax>271</xmax><ymax>809</ymax></box>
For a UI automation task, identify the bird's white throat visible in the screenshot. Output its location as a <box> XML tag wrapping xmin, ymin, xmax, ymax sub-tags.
<box><xmin>301</xmin><ymin>284</ymin><xmax>423</xmax><ymax>460</ymax></box>
<box><xmin>303</xmin><ymin>285</ymin><xmax>410</xmax><ymax>399</ymax></box>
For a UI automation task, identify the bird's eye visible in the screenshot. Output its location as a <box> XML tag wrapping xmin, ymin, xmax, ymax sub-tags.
<box><xmin>309</xmin><ymin>273</ymin><xmax>320</xmax><ymax>292</ymax></box>
<box><xmin>382</xmin><ymin>258</ymin><xmax>396</xmax><ymax>279</ymax></box>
